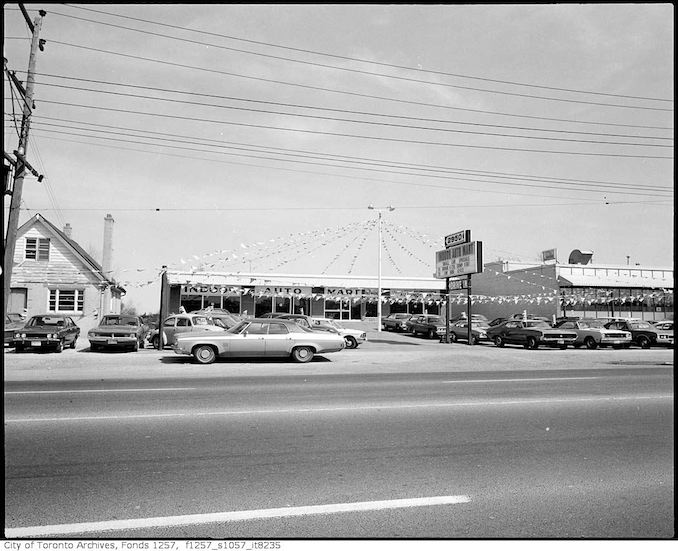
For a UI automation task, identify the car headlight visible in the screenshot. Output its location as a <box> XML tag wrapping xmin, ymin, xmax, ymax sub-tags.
<box><xmin>15</xmin><ymin>333</ymin><xmax>21</xmax><ymax>339</ymax></box>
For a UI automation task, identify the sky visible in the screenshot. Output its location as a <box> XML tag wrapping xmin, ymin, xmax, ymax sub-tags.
<box><xmin>3</xmin><ymin>3</ymin><xmax>674</xmax><ymax>313</ymax></box>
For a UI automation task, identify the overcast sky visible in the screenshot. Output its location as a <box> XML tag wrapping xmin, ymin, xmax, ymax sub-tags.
<box><xmin>3</xmin><ymin>4</ymin><xmax>674</xmax><ymax>313</ymax></box>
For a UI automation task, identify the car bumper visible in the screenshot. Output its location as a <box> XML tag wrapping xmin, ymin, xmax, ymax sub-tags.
<box><xmin>599</xmin><ymin>337</ymin><xmax>632</xmax><ymax>346</ymax></box>
<box><xmin>89</xmin><ymin>336</ymin><xmax>138</xmax><ymax>347</ymax></box>
<box><xmin>540</xmin><ymin>338</ymin><xmax>577</xmax><ymax>347</ymax></box>
<box><xmin>12</xmin><ymin>338</ymin><xmax>62</xmax><ymax>348</ymax></box>
<box><xmin>656</xmin><ymin>336</ymin><xmax>674</xmax><ymax>346</ymax></box>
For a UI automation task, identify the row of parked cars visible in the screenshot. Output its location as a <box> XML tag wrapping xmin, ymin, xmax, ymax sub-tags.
<box><xmin>381</xmin><ymin>312</ymin><xmax>674</xmax><ymax>350</ymax></box>
<box><xmin>5</xmin><ymin>309</ymin><xmax>368</xmax><ymax>364</ymax></box>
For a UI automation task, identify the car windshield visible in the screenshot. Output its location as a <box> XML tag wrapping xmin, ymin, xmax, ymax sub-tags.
<box><xmin>27</xmin><ymin>316</ymin><xmax>64</xmax><ymax>327</ymax></box>
<box><xmin>579</xmin><ymin>320</ymin><xmax>605</xmax><ymax>329</ymax></box>
<box><xmin>525</xmin><ymin>321</ymin><xmax>551</xmax><ymax>328</ymax></box>
<box><xmin>192</xmin><ymin>316</ymin><xmax>210</xmax><ymax>326</ymax></box>
<box><xmin>101</xmin><ymin>316</ymin><xmax>139</xmax><ymax>326</ymax></box>
<box><xmin>629</xmin><ymin>322</ymin><xmax>653</xmax><ymax>329</ymax></box>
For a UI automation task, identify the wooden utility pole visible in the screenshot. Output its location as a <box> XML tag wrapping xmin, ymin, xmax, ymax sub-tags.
<box><xmin>3</xmin><ymin>9</ymin><xmax>46</xmax><ymax>319</ymax></box>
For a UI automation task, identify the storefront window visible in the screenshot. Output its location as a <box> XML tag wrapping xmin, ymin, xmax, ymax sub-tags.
<box><xmin>223</xmin><ymin>296</ymin><xmax>241</xmax><ymax>314</ymax></box>
<box><xmin>273</xmin><ymin>297</ymin><xmax>291</xmax><ymax>314</ymax></box>
<box><xmin>204</xmin><ymin>295</ymin><xmax>222</xmax><ymax>309</ymax></box>
<box><xmin>255</xmin><ymin>296</ymin><xmax>272</xmax><ymax>317</ymax></box>
<box><xmin>181</xmin><ymin>297</ymin><xmax>202</xmax><ymax>313</ymax></box>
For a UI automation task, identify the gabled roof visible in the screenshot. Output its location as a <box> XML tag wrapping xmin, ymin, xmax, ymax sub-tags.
<box><xmin>16</xmin><ymin>213</ymin><xmax>125</xmax><ymax>292</ymax></box>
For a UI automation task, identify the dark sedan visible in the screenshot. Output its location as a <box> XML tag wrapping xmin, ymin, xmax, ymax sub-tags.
<box><xmin>486</xmin><ymin>319</ymin><xmax>577</xmax><ymax>350</ymax></box>
<box><xmin>441</xmin><ymin>320</ymin><xmax>490</xmax><ymax>345</ymax></box>
<box><xmin>4</xmin><ymin>313</ymin><xmax>25</xmax><ymax>347</ymax></box>
<box><xmin>12</xmin><ymin>314</ymin><xmax>80</xmax><ymax>353</ymax></box>
<box><xmin>407</xmin><ymin>314</ymin><xmax>446</xmax><ymax>339</ymax></box>
<box><xmin>382</xmin><ymin>313</ymin><xmax>412</xmax><ymax>332</ymax></box>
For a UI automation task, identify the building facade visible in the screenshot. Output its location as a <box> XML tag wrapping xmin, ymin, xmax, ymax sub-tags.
<box><xmin>8</xmin><ymin>214</ymin><xmax>125</xmax><ymax>333</ymax></box>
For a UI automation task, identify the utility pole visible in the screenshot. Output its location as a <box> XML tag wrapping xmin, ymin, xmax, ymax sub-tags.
<box><xmin>3</xmin><ymin>8</ymin><xmax>46</xmax><ymax>319</ymax></box>
<box><xmin>368</xmin><ymin>205</ymin><xmax>394</xmax><ymax>332</ymax></box>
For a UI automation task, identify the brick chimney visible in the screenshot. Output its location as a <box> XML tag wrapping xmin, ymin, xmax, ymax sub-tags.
<box><xmin>63</xmin><ymin>223</ymin><xmax>72</xmax><ymax>239</ymax></box>
<box><xmin>102</xmin><ymin>214</ymin><xmax>114</xmax><ymax>277</ymax></box>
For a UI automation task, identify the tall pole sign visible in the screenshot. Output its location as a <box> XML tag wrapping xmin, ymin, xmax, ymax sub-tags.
<box><xmin>435</xmin><ymin>231</ymin><xmax>483</xmax><ymax>345</ymax></box>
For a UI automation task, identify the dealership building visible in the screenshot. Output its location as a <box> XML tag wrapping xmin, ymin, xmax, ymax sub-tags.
<box><xmin>159</xmin><ymin>249</ymin><xmax>673</xmax><ymax>322</ymax></box>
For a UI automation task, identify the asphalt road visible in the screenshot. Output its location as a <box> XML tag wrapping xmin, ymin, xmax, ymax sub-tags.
<box><xmin>3</xmin><ymin>338</ymin><xmax>674</xmax><ymax>539</ymax></box>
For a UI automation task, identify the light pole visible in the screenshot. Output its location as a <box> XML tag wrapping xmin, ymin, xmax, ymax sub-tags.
<box><xmin>368</xmin><ymin>205</ymin><xmax>395</xmax><ymax>332</ymax></box>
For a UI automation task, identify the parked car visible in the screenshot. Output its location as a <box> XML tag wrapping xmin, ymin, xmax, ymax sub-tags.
<box><xmin>191</xmin><ymin>309</ymin><xmax>241</xmax><ymax>329</ymax></box>
<box><xmin>652</xmin><ymin>320</ymin><xmax>673</xmax><ymax>331</ymax></box>
<box><xmin>441</xmin><ymin>320</ymin><xmax>490</xmax><ymax>345</ymax></box>
<box><xmin>4</xmin><ymin>313</ymin><xmax>25</xmax><ymax>347</ymax></box>
<box><xmin>382</xmin><ymin>313</ymin><xmax>412</xmax><ymax>332</ymax></box>
<box><xmin>310</xmin><ymin>317</ymin><xmax>367</xmax><ymax>349</ymax></box>
<box><xmin>276</xmin><ymin>314</ymin><xmax>337</xmax><ymax>333</ymax></box>
<box><xmin>553</xmin><ymin>318</ymin><xmax>631</xmax><ymax>349</ymax></box>
<box><xmin>485</xmin><ymin>319</ymin><xmax>577</xmax><ymax>350</ymax></box>
<box><xmin>407</xmin><ymin>314</ymin><xmax>446</xmax><ymax>339</ymax></box>
<box><xmin>449</xmin><ymin>313</ymin><xmax>489</xmax><ymax>324</ymax></box>
<box><xmin>259</xmin><ymin>313</ymin><xmax>285</xmax><ymax>318</ymax></box>
<box><xmin>172</xmin><ymin>318</ymin><xmax>346</xmax><ymax>364</ymax></box>
<box><xmin>148</xmin><ymin>313</ymin><xmax>225</xmax><ymax>348</ymax></box>
<box><xmin>12</xmin><ymin>314</ymin><xmax>80</xmax><ymax>353</ymax></box>
<box><xmin>88</xmin><ymin>314</ymin><xmax>149</xmax><ymax>352</ymax></box>
<box><xmin>604</xmin><ymin>319</ymin><xmax>671</xmax><ymax>348</ymax></box>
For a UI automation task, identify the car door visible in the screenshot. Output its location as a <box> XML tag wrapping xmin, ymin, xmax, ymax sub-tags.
<box><xmin>66</xmin><ymin>317</ymin><xmax>79</xmax><ymax>343</ymax></box>
<box><xmin>265</xmin><ymin>321</ymin><xmax>293</xmax><ymax>355</ymax></box>
<box><xmin>174</xmin><ymin>316</ymin><xmax>193</xmax><ymax>339</ymax></box>
<box><xmin>502</xmin><ymin>321</ymin><xmax>522</xmax><ymax>343</ymax></box>
<box><xmin>229</xmin><ymin>321</ymin><xmax>267</xmax><ymax>356</ymax></box>
<box><xmin>162</xmin><ymin>316</ymin><xmax>177</xmax><ymax>343</ymax></box>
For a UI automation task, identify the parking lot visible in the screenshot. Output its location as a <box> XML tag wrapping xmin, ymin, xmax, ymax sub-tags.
<box><xmin>4</xmin><ymin>322</ymin><xmax>673</xmax><ymax>384</ymax></box>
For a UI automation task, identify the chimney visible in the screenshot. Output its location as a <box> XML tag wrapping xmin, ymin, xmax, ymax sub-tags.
<box><xmin>63</xmin><ymin>223</ymin><xmax>72</xmax><ymax>239</ymax></box>
<box><xmin>102</xmin><ymin>214</ymin><xmax>114</xmax><ymax>277</ymax></box>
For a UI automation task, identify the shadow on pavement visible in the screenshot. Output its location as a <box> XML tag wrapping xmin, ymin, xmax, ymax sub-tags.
<box><xmin>159</xmin><ymin>355</ymin><xmax>332</xmax><ymax>364</ymax></box>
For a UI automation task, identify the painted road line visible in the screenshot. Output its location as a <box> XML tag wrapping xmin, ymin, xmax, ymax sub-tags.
<box><xmin>5</xmin><ymin>388</ymin><xmax>197</xmax><ymax>395</ymax></box>
<box><xmin>5</xmin><ymin>494</ymin><xmax>471</xmax><ymax>538</ymax></box>
<box><xmin>5</xmin><ymin>394</ymin><xmax>672</xmax><ymax>423</ymax></box>
<box><xmin>443</xmin><ymin>377</ymin><xmax>602</xmax><ymax>384</ymax></box>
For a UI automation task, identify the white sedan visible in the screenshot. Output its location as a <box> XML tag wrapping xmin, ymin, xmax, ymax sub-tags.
<box><xmin>172</xmin><ymin>318</ymin><xmax>346</xmax><ymax>364</ymax></box>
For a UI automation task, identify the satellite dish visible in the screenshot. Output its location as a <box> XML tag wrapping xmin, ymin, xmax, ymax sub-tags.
<box><xmin>568</xmin><ymin>249</ymin><xmax>593</xmax><ymax>265</ymax></box>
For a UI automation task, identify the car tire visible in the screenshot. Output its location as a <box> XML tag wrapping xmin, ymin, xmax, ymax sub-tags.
<box><xmin>139</xmin><ymin>339</ymin><xmax>145</xmax><ymax>349</ymax></box>
<box><xmin>584</xmin><ymin>337</ymin><xmax>598</xmax><ymax>350</ymax></box>
<box><xmin>471</xmin><ymin>336</ymin><xmax>480</xmax><ymax>345</ymax></box>
<box><xmin>344</xmin><ymin>336</ymin><xmax>357</xmax><ymax>349</ymax></box>
<box><xmin>151</xmin><ymin>335</ymin><xmax>160</xmax><ymax>349</ymax></box>
<box><xmin>525</xmin><ymin>337</ymin><xmax>538</xmax><ymax>350</ymax></box>
<box><xmin>55</xmin><ymin>340</ymin><xmax>64</xmax><ymax>353</ymax></box>
<box><xmin>494</xmin><ymin>336</ymin><xmax>505</xmax><ymax>348</ymax></box>
<box><xmin>292</xmin><ymin>346</ymin><xmax>314</xmax><ymax>363</ymax></box>
<box><xmin>70</xmin><ymin>337</ymin><xmax>77</xmax><ymax>349</ymax></box>
<box><xmin>450</xmin><ymin>332</ymin><xmax>458</xmax><ymax>343</ymax></box>
<box><xmin>132</xmin><ymin>339</ymin><xmax>139</xmax><ymax>352</ymax></box>
<box><xmin>193</xmin><ymin>345</ymin><xmax>216</xmax><ymax>364</ymax></box>
<box><xmin>427</xmin><ymin>329</ymin><xmax>435</xmax><ymax>339</ymax></box>
<box><xmin>637</xmin><ymin>336</ymin><xmax>650</xmax><ymax>349</ymax></box>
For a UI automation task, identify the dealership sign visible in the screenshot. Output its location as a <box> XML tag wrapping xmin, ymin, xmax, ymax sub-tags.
<box><xmin>435</xmin><ymin>241</ymin><xmax>484</xmax><ymax>278</ymax></box>
<box><xmin>444</xmin><ymin>230</ymin><xmax>471</xmax><ymax>248</ymax></box>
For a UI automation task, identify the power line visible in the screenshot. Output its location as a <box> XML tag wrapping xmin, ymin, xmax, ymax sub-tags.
<box><xmin>18</xmin><ymin>123</ymin><xmax>672</xmax><ymax>198</ymax></box>
<box><xmin>30</xmin><ymin>76</ymin><xmax>675</xmax><ymax>142</ymax></box>
<box><xmin>32</xmin><ymin>44</ymin><xmax>673</xmax><ymax>131</ymax></box>
<box><xmin>59</xmin><ymin>3</ymin><xmax>674</xmax><ymax>104</ymax></box>
<box><xmin>13</xmin><ymin>115</ymin><xmax>672</xmax><ymax>193</ymax></box>
<box><xmin>35</xmin><ymin>99</ymin><xmax>676</xmax><ymax>159</ymax></box>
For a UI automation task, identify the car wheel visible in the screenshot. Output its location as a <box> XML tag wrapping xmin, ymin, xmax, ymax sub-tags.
<box><xmin>637</xmin><ymin>336</ymin><xmax>650</xmax><ymax>349</ymax></box>
<box><xmin>55</xmin><ymin>340</ymin><xmax>64</xmax><ymax>353</ymax></box>
<box><xmin>292</xmin><ymin>346</ymin><xmax>314</xmax><ymax>363</ymax></box>
<box><xmin>450</xmin><ymin>332</ymin><xmax>458</xmax><ymax>343</ymax></box>
<box><xmin>344</xmin><ymin>336</ymin><xmax>357</xmax><ymax>349</ymax></box>
<box><xmin>132</xmin><ymin>339</ymin><xmax>139</xmax><ymax>352</ymax></box>
<box><xmin>494</xmin><ymin>336</ymin><xmax>504</xmax><ymax>348</ymax></box>
<box><xmin>584</xmin><ymin>337</ymin><xmax>598</xmax><ymax>350</ymax></box>
<box><xmin>193</xmin><ymin>345</ymin><xmax>216</xmax><ymax>364</ymax></box>
<box><xmin>427</xmin><ymin>329</ymin><xmax>435</xmax><ymax>339</ymax></box>
<box><xmin>525</xmin><ymin>337</ymin><xmax>538</xmax><ymax>350</ymax></box>
<box><xmin>151</xmin><ymin>335</ymin><xmax>160</xmax><ymax>349</ymax></box>
<box><xmin>70</xmin><ymin>337</ymin><xmax>77</xmax><ymax>349</ymax></box>
<box><xmin>139</xmin><ymin>339</ymin><xmax>145</xmax><ymax>349</ymax></box>
<box><xmin>471</xmin><ymin>336</ymin><xmax>480</xmax><ymax>345</ymax></box>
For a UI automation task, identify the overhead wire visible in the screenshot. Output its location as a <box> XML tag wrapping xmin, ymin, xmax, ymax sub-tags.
<box><xmin>13</xmin><ymin>114</ymin><xmax>672</xmax><ymax>193</ymax></box>
<box><xmin>28</xmin><ymin>77</ymin><xmax>675</xmax><ymax>143</ymax></box>
<box><xmin>58</xmin><ymin>4</ymin><xmax>673</xmax><ymax>104</ymax></box>
<box><xmin>11</xmin><ymin>116</ymin><xmax>671</xmax><ymax>195</ymax></box>
<box><xmin>33</xmin><ymin>99</ymin><xmax>676</xmax><ymax>160</ymax></box>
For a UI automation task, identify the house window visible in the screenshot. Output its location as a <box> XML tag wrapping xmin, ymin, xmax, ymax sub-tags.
<box><xmin>25</xmin><ymin>238</ymin><xmax>50</xmax><ymax>261</ymax></box>
<box><xmin>49</xmin><ymin>289</ymin><xmax>84</xmax><ymax>312</ymax></box>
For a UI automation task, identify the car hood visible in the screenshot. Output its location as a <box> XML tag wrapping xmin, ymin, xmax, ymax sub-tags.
<box><xmin>93</xmin><ymin>326</ymin><xmax>139</xmax><ymax>334</ymax></box>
